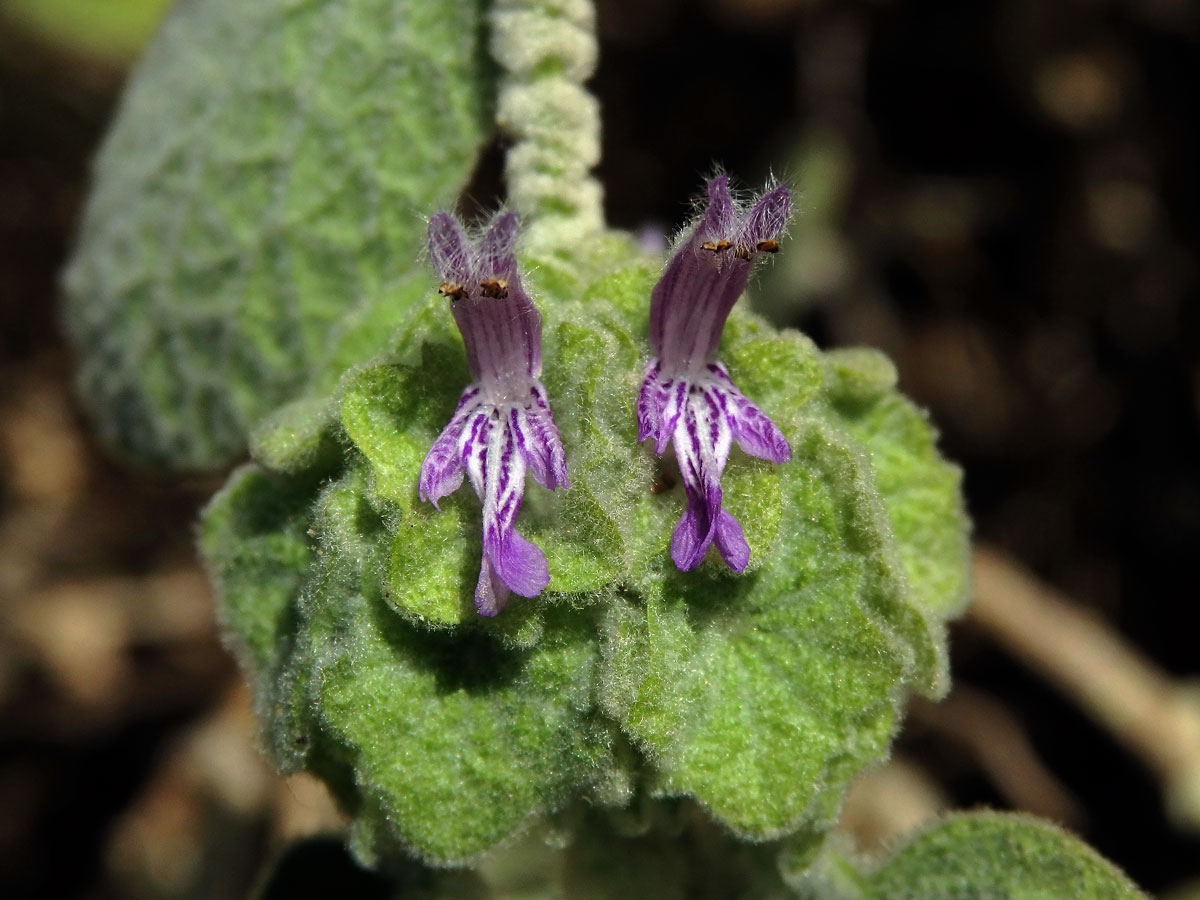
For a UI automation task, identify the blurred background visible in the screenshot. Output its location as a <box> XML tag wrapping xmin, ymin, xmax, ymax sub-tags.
<box><xmin>1</xmin><ymin>0</ymin><xmax>1198</xmax><ymax>897</ymax></box>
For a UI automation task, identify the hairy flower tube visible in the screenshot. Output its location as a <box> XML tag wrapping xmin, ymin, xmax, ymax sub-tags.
<box><xmin>418</xmin><ymin>211</ymin><xmax>568</xmax><ymax>616</ymax></box>
<box><xmin>638</xmin><ymin>176</ymin><xmax>793</xmax><ymax>572</ymax></box>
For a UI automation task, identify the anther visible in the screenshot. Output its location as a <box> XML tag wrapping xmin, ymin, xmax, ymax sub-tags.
<box><xmin>438</xmin><ymin>282</ymin><xmax>468</xmax><ymax>300</ymax></box>
<box><xmin>756</xmin><ymin>240</ymin><xmax>779</xmax><ymax>253</ymax></box>
<box><xmin>479</xmin><ymin>278</ymin><xmax>508</xmax><ymax>299</ymax></box>
<box><xmin>701</xmin><ymin>240</ymin><xmax>734</xmax><ymax>253</ymax></box>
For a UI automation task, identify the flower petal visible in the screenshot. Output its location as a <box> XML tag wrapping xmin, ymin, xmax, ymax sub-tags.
<box><xmin>488</xmin><ymin>529</ymin><xmax>549</xmax><ymax>601</ymax></box>
<box><xmin>708</xmin><ymin>364</ymin><xmax>791</xmax><ymax>464</ymax></box>
<box><xmin>421</xmin><ymin>209</ymin><xmax>567</xmax><ymax>614</ymax></box>
<box><xmin>636</xmin><ymin>359</ymin><xmax>666</xmax><ymax>443</ymax></box>
<box><xmin>729</xmin><ymin>400</ymin><xmax>791</xmax><ymax>464</ymax></box>
<box><xmin>651</xmin><ymin>176</ymin><xmax>793</xmax><ymax>371</ymax></box>
<box><xmin>646</xmin><ymin>244</ymin><xmax>694</xmax><ymax>358</ymax></box>
<box><xmin>474</xmin><ymin>553</ymin><xmax>510</xmax><ymax>617</ymax></box>
<box><xmin>469</xmin><ymin>412</ymin><xmax>551</xmax><ymax>612</ymax></box>
<box><xmin>639</xmin><ymin>178</ymin><xmax>793</xmax><ymax>574</ymax></box>
<box><xmin>714</xmin><ymin>509</ymin><xmax>750</xmax><ymax>572</ymax></box>
<box><xmin>740</xmin><ymin>182</ymin><xmax>791</xmax><ymax>246</ymax></box>
<box><xmin>418</xmin><ymin>386</ymin><xmax>482</xmax><ymax>508</ymax></box>
<box><xmin>670</xmin><ymin>487</ymin><xmax>707</xmax><ymax>572</ymax></box>
<box><xmin>670</xmin><ymin>481</ymin><xmax>727</xmax><ymax>572</ymax></box>
<box><xmin>669</xmin><ymin>387</ymin><xmax>733</xmax><ymax>570</ymax></box>
<box><xmin>513</xmin><ymin>385</ymin><xmax>569</xmax><ymax>491</ymax></box>
<box><xmin>477</xmin><ymin>527</ymin><xmax>551</xmax><ymax>616</ymax></box>
<box><xmin>480</xmin><ymin>209</ymin><xmax>521</xmax><ymax>276</ymax></box>
<box><xmin>427</xmin><ymin>211</ymin><xmax>472</xmax><ymax>283</ymax></box>
<box><xmin>460</xmin><ymin>407</ymin><xmax>493</xmax><ymax>490</ymax></box>
<box><xmin>700</xmin><ymin>174</ymin><xmax>737</xmax><ymax>241</ymax></box>
<box><xmin>451</xmin><ymin>286</ymin><xmax>542</xmax><ymax>384</ymax></box>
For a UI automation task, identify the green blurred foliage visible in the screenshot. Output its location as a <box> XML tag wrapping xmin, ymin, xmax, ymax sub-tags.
<box><xmin>63</xmin><ymin>0</ymin><xmax>491</xmax><ymax>469</ymax></box>
<box><xmin>2</xmin><ymin>0</ymin><xmax>171</xmax><ymax>64</ymax></box>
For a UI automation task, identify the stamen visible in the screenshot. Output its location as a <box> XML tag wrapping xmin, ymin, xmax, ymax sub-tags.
<box><xmin>756</xmin><ymin>239</ymin><xmax>779</xmax><ymax>253</ymax></box>
<box><xmin>733</xmin><ymin>244</ymin><xmax>754</xmax><ymax>260</ymax></box>
<box><xmin>701</xmin><ymin>240</ymin><xmax>734</xmax><ymax>253</ymax></box>
<box><xmin>438</xmin><ymin>281</ymin><xmax>468</xmax><ymax>300</ymax></box>
<box><xmin>479</xmin><ymin>278</ymin><xmax>509</xmax><ymax>299</ymax></box>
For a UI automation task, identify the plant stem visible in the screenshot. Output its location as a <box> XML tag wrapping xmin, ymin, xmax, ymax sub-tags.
<box><xmin>489</xmin><ymin>0</ymin><xmax>605</xmax><ymax>257</ymax></box>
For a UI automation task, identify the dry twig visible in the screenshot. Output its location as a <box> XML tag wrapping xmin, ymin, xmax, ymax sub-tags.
<box><xmin>970</xmin><ymin>544</ymin><xmax>1200</xmax><ymax>832</ymax></box>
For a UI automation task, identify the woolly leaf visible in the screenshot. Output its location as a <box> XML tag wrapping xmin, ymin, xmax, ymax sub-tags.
<box><xmin>822</xmin><ymin>348</ymin><xmax>970</xmax><ymax>620</ymax></box>
<box><xmin>204</xmin><ymin>252</ymin><xmax>970</xmax><ymax>865</ymax></box>
<box><xmin>200</xmin><ymin>464</ymin><xmax>314</xmax><ymax>701</ymax></box>
<box><xmin>63</xmin><ymin>0</ymin><xmax>490</xmax><ymax>470</ymax></box>
<box><xmin>594</xmin><ymin>320</ymin><xmax>954</xmax><ymax>842</ymax></box>
<box><xmin>198</xmin><ymin>463</ymin><xmax>358</xmax><ymax>804</ymax></box>
<box><xmin>282</xmin><ymin>464</ymin><xmax>624</xmax><ymax>865</ymax></box>
<box><xmin>860</xmin><ymin>813</ymin><xmax>1147</xmax><ymax>900</ymax></box>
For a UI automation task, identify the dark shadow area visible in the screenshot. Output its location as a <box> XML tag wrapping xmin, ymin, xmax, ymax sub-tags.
<box><xmin>255</xmin><ymin>837</ymin><xmax>393</xmax><ymax>900</ymax></box>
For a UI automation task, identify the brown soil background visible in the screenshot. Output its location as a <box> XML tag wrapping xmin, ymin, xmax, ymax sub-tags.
<box><xmin>2</xmin><ymin>1</ymin><xmax>1198</xmax><ymax>897</ymax></box>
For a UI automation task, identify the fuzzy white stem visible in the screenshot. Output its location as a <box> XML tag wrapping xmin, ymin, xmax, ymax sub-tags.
<box><xmin>490</xmin><ymin>0</ymin><xmax>605</xmax><ymax>256</ymax></box>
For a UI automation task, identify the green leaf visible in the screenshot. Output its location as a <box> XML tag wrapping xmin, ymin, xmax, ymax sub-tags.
<box><xmin>203</xmin><ymin>253</ymin><xmax>971</xmax><ymax>865</ymax></box>
<box><xmin>199</xmin><ymin>462</ymin><xmax>360</xmax><ymax>806</ymax></box>
<box><xmin>596</xmin><ymin>424</ymin><xmax>918</xmax><ymax>842</ymax></box>
<box><xmin>822</xmin><ymin>348</ymin><xmax>971</xmax><ymax>621</ymax></box>
<box><xmin>286</xmin><ymin>463</ymin><xmax>624</xmax><ymax>865</ymax></box>
<box><xmin>594</xmin><ymin>319</ymin><xmax>954</xmax><ymax>843</ymax></box>
<box><xmin>64</xmin><ymin>0</ymin><xmax>491</xmax><ymax>470</ymax></box>
<box><xmin>859</xmin><ymin>813</ymin><xmax>1148</xmax><ymax>900</ymax></box>
<box><xmin>248</xmin><ymin>393</ymin><xmax>345</xmax><ymax>477</ymax></box>
<box><xmin>200</xmin><ymin>463</ymin><xmax>315</xmax><ymax>704</ymax></box>
<box><xmin>339</xmin><ymin>306</ymin><xmax>466</xmax><ymax>508</ymax></box>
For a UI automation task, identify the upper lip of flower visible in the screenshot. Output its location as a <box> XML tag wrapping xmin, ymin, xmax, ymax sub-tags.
<box><xmin>419</xmin><ymin>211</ymin><xmax>568</xmax><ymax>616</ymax></box>
<box><xmin>639</xmin><ymin>175</ymin><xmax>792</xmax><ymax>574</ymax></box>
<box><xmin>428</xmin><ymin>210</ymin><xmax>542</xmax><ymax>386</ymax></box>
<box><xmin>648</xmin><ymin>174</ymin><xmax>791</xmax><ymax>375</ymax></box>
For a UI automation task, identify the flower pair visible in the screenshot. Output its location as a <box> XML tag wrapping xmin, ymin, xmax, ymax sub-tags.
<box><xmin>420</xmin><ymin>176</ymin><xmax>791</xmax><ymax>615</ymax></box>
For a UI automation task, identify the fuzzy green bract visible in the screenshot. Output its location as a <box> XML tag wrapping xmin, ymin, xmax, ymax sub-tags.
<box><xmin>63</xmin><ymin>0</ymin><xmax>490</xmax><ymax>470</ymax></box>
<box><xmin>201</xmin><ymin>235</ymin><xmax>971</xmax><ymax>866</ymax></box>
<box><xmin>803</xmin><ymin>812</ymin><xmax>1147</xmax><ymax>900</ymax></box>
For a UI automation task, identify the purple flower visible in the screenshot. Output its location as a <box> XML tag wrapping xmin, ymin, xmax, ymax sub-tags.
<box><xmin>638</xmin><ymin>175</ymin><xmax>792</xmax><ymax>573</ymax></box>
<box><xmin>419</xmin><ymin>210</ymin><xmax>568</xmax><ymax>616</ymax></box>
